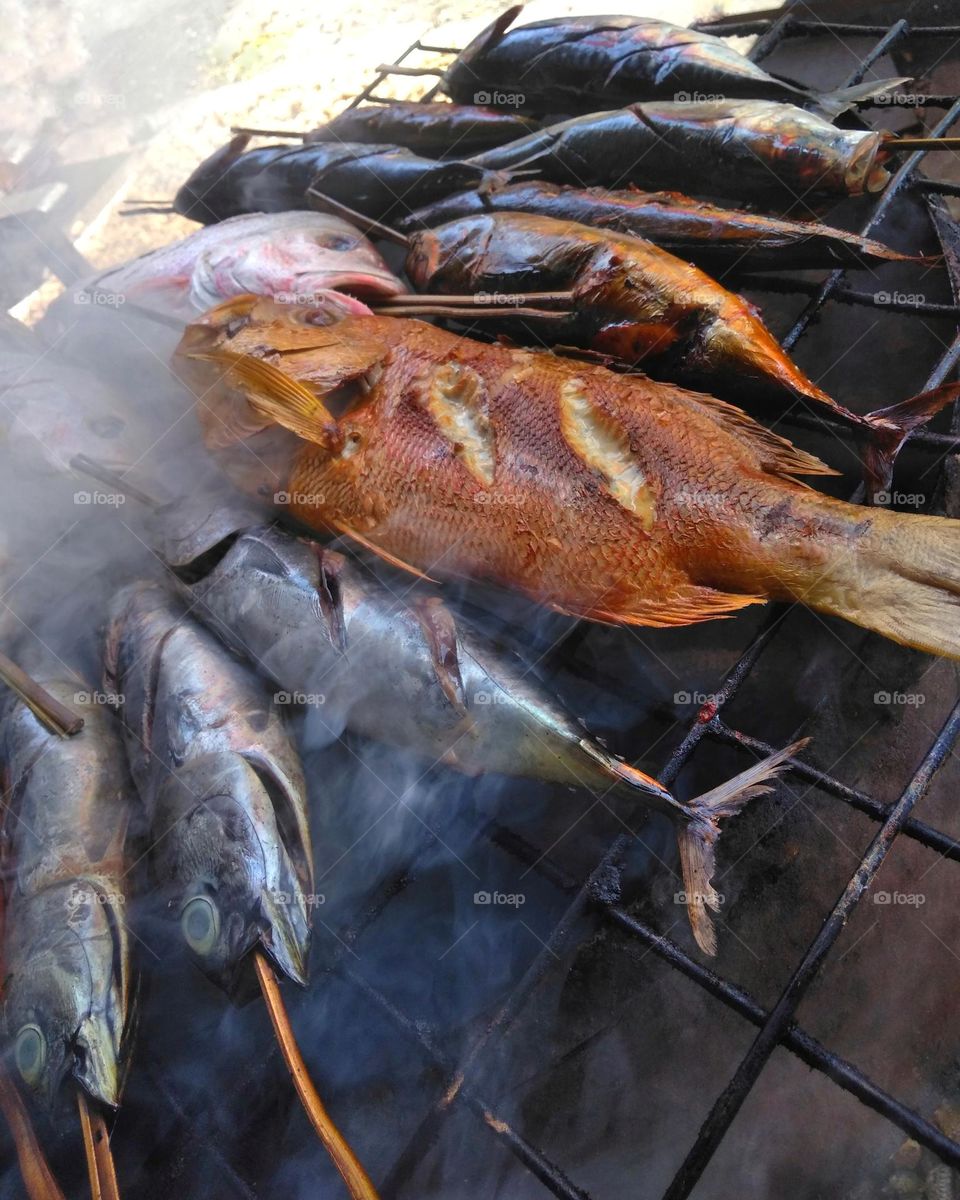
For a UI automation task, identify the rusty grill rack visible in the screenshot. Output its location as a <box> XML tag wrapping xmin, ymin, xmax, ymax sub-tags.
<box><xmin>314</xmin><ymin>7</ymin><xmax>960</xmax><ymax>1198</ymax></box>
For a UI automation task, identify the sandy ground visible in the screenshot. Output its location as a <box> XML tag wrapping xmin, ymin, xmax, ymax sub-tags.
<box><xmin>3</xmin><ymin>0</ymin><xmax>759</xmax><ymax>316</ymax></box>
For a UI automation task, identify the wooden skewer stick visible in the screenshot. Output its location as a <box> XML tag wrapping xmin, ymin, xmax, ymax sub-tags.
<box><xmin>376</xmin><ymin>290</ymin><xmax>574</xmax><ymax>308</ymax></box>
<box><xmin>0</xmin><ymin>652</ymin><xmax>83</xmax><ymax>737</ymax></box>
<box><xmin>77</xmin><ymin>1093</ymin><xmax>121</xmax><ymax>1200</ymax></box>
<box><xmin>253</xmin><ymin>952</ymin><xmax>380</xmax><ymax>1200</ymax></box>
<box><xmin>373</xmin><ymin>63</ymin><xmax>444</xmax><ymax>77</ymax></box>
<box><xmin>886</xmin><ymin>135</ymin><xmax>960</xmax><ymax>151</ymax></box>
<box><xmin>70</xmin><ymin>456</ymin><xmax>162</xmax><ymax>509</ymax></box>
<box><xmin>372</xmin><ymin>304</ymin><xmax>569</xmax><ymax>320</ymax></box>
<box><xmin>305</xmin><ymin>189</ymin><xmax>410</xmax><ymax>247</ymax></box>
<box><xmin>0</xmin><ymin>1074</ymin><xmax>66</xmax><ymax>1200</ymax></box>
<box><xmin>230</xmin><ymin>125</ymin><xmax>309</xmax><ymax>140</ymax></box>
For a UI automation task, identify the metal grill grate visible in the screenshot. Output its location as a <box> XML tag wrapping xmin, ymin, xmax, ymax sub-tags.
<box><xmin>322</xmin><ymin>7</ymin><xmax>960</xmax><ymax>1197</ymax></box>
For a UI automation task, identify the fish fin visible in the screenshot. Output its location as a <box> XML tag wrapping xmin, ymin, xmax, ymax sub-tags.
<box><xmin>553</xmin><ymin>584</ymin><xmax>766</xmax><ymax>627</ymax></box>
<box><xmin>681</xmin><ymin>391</ymin><xmax>840</xmax><ymax>479</ymax></box>
<box><xmin>678</xmin><ymin>739</ymin><xmax>807</xmax><ymax>955</ymax></box>
<box><xmin>798</xmin><ymin>504</ymin><xmax>960</xmax><ymax>660</ymax></box>
<box><xmin>813</xmin><ymin>77</ymin><xmax>912</xmax><ymax>120</ymax></box>
<box><xmin>191</xmin><ymin>351</ymin><xmax>340</xmax><ymax>449</ymax></box>
<box><xmin>412</xmin><ymin>596</ymin><xmax>468</xmax><ymax>715</ymax></box>
<box><xmin>327</xmin><ymin>522</ymin><xmax>439</xmax><ymax>581</ymax></box>
<box><xmin>863</xmin><ymin>381</ymin><xmax>960</xmax><ymax>497</ymax></box>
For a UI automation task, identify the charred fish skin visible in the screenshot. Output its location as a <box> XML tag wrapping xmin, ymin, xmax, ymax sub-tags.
<box><xmin>174</xmin><ymin>136</ymin><xmax>503</xmax><ymax>224</ymax></box>
<box><xmin>0</xmin><ymin>682</ymin><xmax>133</xmax><ymax>1110</ymax></box>
<box><xmin>104</xmin><ymin>582</ymin><xmax>313</xmax><ymax>988</ymax></box>
<box><xmin>469</xmin><ymin>101</ymin><xmax>890</xmax><ymax>200</ymax></box>
<box><xmin>404</xmin><ymin>211</ymin><xmax>834</xmax><ymax>408</ymax></box>
<box><xmin>306</xmin><ymin>101</ymin><xmax>541</xmax><ymax>157</ymax></box>
<box><xmin>400</xmin><ymin>180</ymin><xmax>916</xmax><ymax>271</ymax></box>
<box><xmin>442</xmin><ymin>12</ymin><xmax>813</xmax><ymax>112</ymax></box>
<box><xmin>186</xmin><ymin>525</ymin><xmax>680</xmax><ymax>809</ymax></box>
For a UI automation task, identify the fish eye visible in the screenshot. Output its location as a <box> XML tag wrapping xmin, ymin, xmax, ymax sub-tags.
<box><xmin>14</xmin><ymin>1025</ymin><xmax>46</xmax><ymax>1087</ymax></box>
<box><xmin>87</xmin><ymin>415</ymin><xmax>126</xmax><ymax>439</ymax></box>
<box><xmin>180</xmin><ymin>895</ymin><xmax>221</xmax><ymax>955</ymax></box>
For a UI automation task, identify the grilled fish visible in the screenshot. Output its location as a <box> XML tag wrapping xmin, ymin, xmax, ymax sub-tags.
<box><xmin>0</xmin><ymin>682</ymin><xmax>134</xmax><ymax>1109</ymax></box>
<box><xmin>70</xmin><ymin>211</ymin><xmax>403</xmax><ymax>319</ymax></box>
<box><xmin>305</xmin><ymin>101</ymin><xmax>540</xmax><ymax>156</ymax></box>
<box><xmin>443</xmin><ymin>9</ymin><xmax>900</xmax><ymax>115</ymax></box>
<box><xmin>175</xmin><ymin>133</ymin><xmax>505</xmax><ymax>225</ymax></box>
<box><xmin>401</xmin><ymin>181</ymin><xmax>919</xmax><ymax>271</ymax></box>
<box><xmin>176</xmin><ymin>296</ymin><xmax>960</xmax><ymax>665</ymax></box>
<box><xmin>469</xmin><ymin>100</ymin><xmax>892</xmax><ymax>201</ymax></box>
<box><xmin>176</xmin><ymin>522</ymin><xmax>797</xmax><ymax>954</ymax></box>
<box><xmin>104</xmin><ymin>582</ymin><xmax>312</xmax><ymax>988</ymax></box>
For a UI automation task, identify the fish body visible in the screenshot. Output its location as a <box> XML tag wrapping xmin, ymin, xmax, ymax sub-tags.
<box><xmin>405</xmin><ymin>211</ymin><xmax>832</xmax><ymax>408</ymax></box>
<box><xmin>0</xmin><ymin>353</ymin><xmax>152</xmax><ymax>482</ymax></box>
<box><xmin>0</xmin><ymin>682</ymin><xmax>134</xmax><ymax>1109</ymax></box>
<box><xmin>175</xmin><ymin>134</ymin><xmax>503</xmax><ymax>224</ymax></box>
<box><xmin>306</xmin><ymin>101</ymin><xmax>540</xmax><ymax>156</ymax></box>
<box><xmin>104</xmin><ymin>583</ymin><xmax>312</xmax><ymax>986</ymax></box>
<box><xmin>177</xmin><ymin>297</ymin><xmax>960</xmax><ymax>665</ymax></box>
<box><xmin>401</xmin><ymin>180</ymin><xmax>917</xmax><ymax>271</ymax></box>
<box><xmin>75</xmin><ymin>211</ymin><xmax>403</xmax><ymax>318</ymax></box>
<box><xmin>469</xmin><ymin>100</ymin><xmax>890</xmax><ymax>200</ymax></box>
<box><xmin>444</xmin><ymin>11</ymin><xmax>819</xmax><ymax>111</ymax></box>
<box><xmin>182</xmin><ymin>522</ymin><xmax>798</xmax><ymax>955</ymax></box>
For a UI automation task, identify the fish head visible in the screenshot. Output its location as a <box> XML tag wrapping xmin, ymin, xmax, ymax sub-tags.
<box><xmin>405</xmin><ymin>218</ymin><xmax>493</xmax><ymax>290</ymax></box>
<box><xmin>4</xmin><ymin>881</ymin><xmax>127</xmax><ymax>1109</ymax></box>
<box><xmin>188</xmin><ymin>211</ymin><xmax>404</xmax><ymax>309</ymax></box>
<box><xmin>151</xmin><ymin>751</ymin><xmax>311</xmax><ymax>989</ymax></box>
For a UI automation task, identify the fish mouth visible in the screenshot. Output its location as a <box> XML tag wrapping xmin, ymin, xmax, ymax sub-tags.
<box><xmin>258</xmin><ymin>890</ymin><xmax>309</xmax><ymax>986</ymax></box>
<box><xmin>314</xmin><ymin>271</ymin><xmax>405</xmax><ymax>300</ymax></box>
<box><xmin>846</xmin><ymin>132</ymin><xmax>889</xmax><ymax>195</ymax></box>
<box><xmin>72</xmin><ymin>1011</ymin><xmax>121</xmax><ymax>1109</ymax></box>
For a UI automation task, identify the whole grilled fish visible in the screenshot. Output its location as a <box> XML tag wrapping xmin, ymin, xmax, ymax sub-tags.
<box><xmin>404</xmin><ymin>211</ymin><xmax>834</xmax><ymax>408</ymax></box>
<box><xmin>0</xmin><ymin>682</ymin><xmax>134</xmax><ymax>1109</ymax></box>
<box><xmin>104</xmin><ymin>583</ymin><xmax>312</xmax><ymax>987</ymax></box>
<box><xmin>469</xmin><ymin>100</ymin><xmax>892</xmax><ymax>201</ymax></box>
<box><xmin>176</xmin><ymin>296</ymin><xmax>960</xmax><ymax>665</ymax></box>
<box><xmin>443</xmin><ymin>9</ymin><xmax>899</xmax><ymax>115</ymax></box>
<box><xmin>401</xmin><ymin>181</ymin><xmax>919</xmax><ymax>271</ymax></box>
<box><xmin>179</xmin><ymin>523</ymin><xmax>797</xmax><ymax>955</ymax></box>
<box><xmin>174</xmin><ymin>133</ymin><xmax>505</xmax><ymax>224</ymax></box>
<box><xmin>305</xmin><ymin>101</ymin><xmax>540</xmax><ymax>156</ymax></box>
<box><xmin>70</xmin><ymin>211</ymin><xmax>403</xmax><ymax>319</ymax></box>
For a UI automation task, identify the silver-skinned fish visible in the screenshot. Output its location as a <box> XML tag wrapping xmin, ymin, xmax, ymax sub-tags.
<box><xmin>104</xmin><ymin>582</ymin><xmax>313</xmax><ymax>987</ymax></box>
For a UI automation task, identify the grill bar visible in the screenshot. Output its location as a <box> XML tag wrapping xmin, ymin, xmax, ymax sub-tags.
<box><xmin>662</xmin><ymin>700</ymin><xmax>960</xmax><ymax>1199</ymax></box>
<box><xmin>331</xmin><ymin>11</ymin><xmax>960</xmax><ymax>1197</ymax></box>
<box><xmin>491</xmin><ymin>826</ymin><xmax>960</xmax><ymax>1170</ymax></box>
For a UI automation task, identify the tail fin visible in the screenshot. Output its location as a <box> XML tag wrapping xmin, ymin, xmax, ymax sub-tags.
<box><xmin>813</xmin><ymin>77</ymin><xmax>912</xmax><ymax>120</ymax></box>
<box><xmin>785</xmin><ymin>499</ymin><xmax>960</xmax><ymax>660</ymax></box>
<box><xmin>677</xmin><ymin>741</ymin><xmax>806</xmax><ymax>955</ymax></box>
<box><xmin>863</xmin><ymin>382</ymin><xmax>960</xmax><ymax>497</ymax></box>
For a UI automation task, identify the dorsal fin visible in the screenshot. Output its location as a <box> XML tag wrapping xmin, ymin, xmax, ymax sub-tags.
<box><xmin>674</xmin><ymin>389</ymin><xmax>839</xmax><ymax>480</ymax></box>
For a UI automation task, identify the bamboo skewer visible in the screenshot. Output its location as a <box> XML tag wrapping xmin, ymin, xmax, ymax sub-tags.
<box><xmin>231</xmin><ymin>125</ymin><xmax>309</xmax><ymax>140</ymax></box>
<box><xmin>0</xmin><ymin>653</ymin><xmax>83</xmax><ymax>737</ymax></box>
<box><xmin>77</xmin><ymin>1093</ymin><xmax>121</xmax><ymax>1200</ymax></box>
<box><xmin>0</xmin><ymin>1075</ymin><xmax>66</xmax><ymax>1200</ymax></box>
<box><xmin>371</xmin><ymin>303</ymin><xmax>568</xmax><ymax>320</ymax></box>
<box><xmin>253</xmin><ymin>952</ymin><xmax>380</xmax><ymax>1200</ymax></box>
<box><xmin>305</xmin><ymin>188</ymin><xmax>410</xmax><ymax>246</ymax></box>
<box><xmin>886</xmin><ymin>135</ymin><xmax>960</xmax><ymax>151</ymax></box>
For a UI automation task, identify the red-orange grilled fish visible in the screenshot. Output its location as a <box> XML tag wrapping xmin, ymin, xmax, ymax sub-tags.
<box><xmin>176</xmin><ymin>296</ymin><xmax>960</xmax><ymax>662</ymax></box>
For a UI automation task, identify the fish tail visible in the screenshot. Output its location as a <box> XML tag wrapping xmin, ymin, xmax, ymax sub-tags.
<box><xmin>863</xmin><ymin>381</ymin><xmax>960</xmax><ymax>496</ymax></box>
<box><xmin>778</xmin><ymin>498</ymin><xmax>960</xmax><ymax>660</ymax></box>
<box><xmin>813</xmin><ymin>76</ymin><xmax>912</xmax><ymax>120</ymax></box>
<box><xmin>676</xmin><ymin>741</ymin><xmax>805</xmax><ymax>955</ymax></box>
